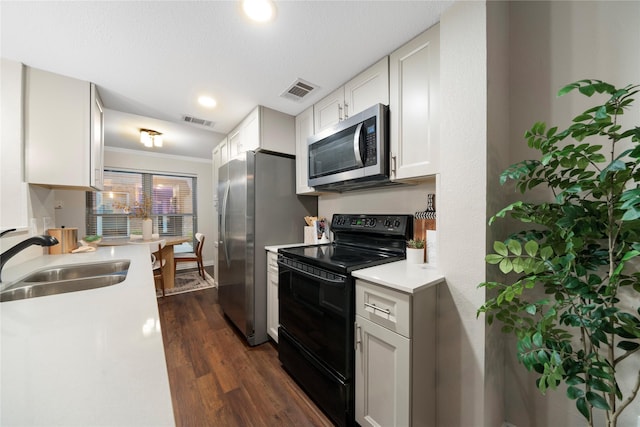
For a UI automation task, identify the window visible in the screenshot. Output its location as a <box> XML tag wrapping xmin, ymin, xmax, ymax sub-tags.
<box><xmin>86</xmin><ymin>170</ymin><xmax>197</xmax><ymax>243</ymax></box>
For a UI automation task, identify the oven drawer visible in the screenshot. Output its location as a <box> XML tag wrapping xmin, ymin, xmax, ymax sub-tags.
<box><xmin>279</xmin><ymin>328</ymin><xmax>353</xmax><ymax>427</ymax></box>
<box><xmin>355</xmin><ymin>279</ymin><xmax>411</xmax><ymax>338</ymax></box>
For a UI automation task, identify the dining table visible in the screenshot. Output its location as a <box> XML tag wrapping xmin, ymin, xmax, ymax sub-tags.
<box><xmin>98</xmin><ymin>235</ymin><xmax>191</xmax><ymax>289</ymax></box>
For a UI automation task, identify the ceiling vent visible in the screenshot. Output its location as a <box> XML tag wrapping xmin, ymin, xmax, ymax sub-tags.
<box><xmin>182</xmin><ymin>115</ymin><xmax>215</xmax><ymax>128</ymax></box>
<box><xmin>280</xmin><ymin>79</ymin><xmax>318</xmax><ymax>102</ymax></box>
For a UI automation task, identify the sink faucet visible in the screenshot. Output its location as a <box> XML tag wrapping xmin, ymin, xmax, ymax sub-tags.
<box><xmin>0</xmin><ymin>235</ymin><xmax>59</xmax><ymax>282</ymax></box>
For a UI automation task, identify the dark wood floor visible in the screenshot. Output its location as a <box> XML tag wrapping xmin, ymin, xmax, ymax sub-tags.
<box><xmin>157</xmin><ymin>274</ymin><xmax>333</xmax><ymax>426</ymax></box>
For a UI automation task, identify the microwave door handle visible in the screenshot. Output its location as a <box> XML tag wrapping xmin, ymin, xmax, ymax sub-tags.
<box><xmin>353</xmin><ymin>122</ymin><xmax>364</xmax><ymax>167</ymax></box>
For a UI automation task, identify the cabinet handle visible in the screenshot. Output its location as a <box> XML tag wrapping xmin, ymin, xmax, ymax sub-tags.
<box><xmin>391</xmin><ymin>155</ymin><xmax>397</xmax><ymax>177</ymax></box>
<box><xmin>344</xmin><ymin>103</ymin><xmax>349</xmax><ymax>119</ymax></box>
<box><xmin>338</xmin><ymin>104</ymin><xmax>343</xmax><ymax>121</ymax></box>
<box><xmin>355</xmin><ymin>322</ymin><xmax>362</xmax><ymax>350</ymax></box>
<box><xmin>364</xmin><ymin>302</ymin><xmax>391</xmax><ymax>315</ymax></box>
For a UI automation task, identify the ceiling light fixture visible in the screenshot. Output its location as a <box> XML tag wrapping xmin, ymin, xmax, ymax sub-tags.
<box><xmin>198</xmin><ymin>95</ymin><xmax>217</xmax><ymax>108</ymax></box>
<box><xmin>242</xmin><ymin>0</ymin><xmax>275</xmax><ymax>23</ymax></box>
<box><xmin>140</xmin><ymin>129</ymin><xmax>163</xmax><ymax>148</ymax></box>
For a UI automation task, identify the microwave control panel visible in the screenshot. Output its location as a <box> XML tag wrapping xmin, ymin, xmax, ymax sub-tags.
<box><xmin>363</xmin><ymin>117</ymin><xmax>377</xmax><ymax>166</ymax></box>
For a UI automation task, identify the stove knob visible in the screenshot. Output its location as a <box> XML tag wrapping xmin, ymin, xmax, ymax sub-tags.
<box><xmin>370</xmin><ymin>218</ymin><xmax>377</xmax><ymax>227</ymax></box>
<box><xmin>394</xmin><ymin>219</ymin><xmax>401</xmax><ymax>228</ymax></box>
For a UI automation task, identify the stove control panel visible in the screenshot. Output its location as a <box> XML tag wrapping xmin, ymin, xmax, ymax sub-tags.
<box><xmin>331</xmin><ymin>214</ymin><xmax>413</xmax><ymax>237</ymax></box>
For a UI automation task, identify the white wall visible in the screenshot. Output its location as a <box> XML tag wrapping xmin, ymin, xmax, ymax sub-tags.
<box><xmin>485</xmin><ymin>1</ymin><xmax>511</xmax><ymax>426</ymax></box>
<box><xmin>438</xmin><ymin>2</ymin><xmax>491</xmax><ymax>425</ymax></box>
<box><xmin>505</xmin><ymin>2</ymin><xmax>640</xmax><ymax>426</ymax></box>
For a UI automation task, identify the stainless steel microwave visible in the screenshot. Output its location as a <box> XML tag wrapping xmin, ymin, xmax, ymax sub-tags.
<box><xmin>308</xmin><ymin>103</ymin><xmax>390</xmax><ymax>192</ymax></box>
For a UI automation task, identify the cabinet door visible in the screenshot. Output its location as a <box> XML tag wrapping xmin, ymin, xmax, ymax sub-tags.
<box><xmin>218</xmin><ymin>137</ymin><xmax>229</xmax><ymax>165</ymax></box>
<box><xmin>389</xmin><ymin>24</ymin><xmax>440</xmax><ymax>181</ymax></box>
<box><xmin>241</xmin><ymin>107</ymin><xmax>260</xmax><ymax>153</ymax></box>
<box><xmin>313</xmin><ymin>86</ymin><xmax>344</xmax><ymax>133</ymax></box>
<box><xmin>90</xmin><ymin>84</ymin><xmax>104</xmax><ymax>190</ymax></box>
<box><xmin>0</xmin><ymin>59</ymin><xmax>28</xmax><ymax>229</ymax></box>
<box><xmin>344</xmin><ymin>57</ymin><xmax>389</xmax><ymax>119</ymax></box>
<box><xmin>356</xmin><ymin>315</ymin><xmax>410</xmax><ymax>427</ymax></box>
<box><xmin>228</xmin><ymin>126</ymin><xmax>241</xmax><ymax>160</ymax></box>
<box><xmin>25</xmin><ymin>67</ymin><xmax>92</xmax><ymax>188</ymax></box>
<box><xmin>295</xmin><ymin>106</ymin><xmax>318</xmax><ymax>195</ymax></box>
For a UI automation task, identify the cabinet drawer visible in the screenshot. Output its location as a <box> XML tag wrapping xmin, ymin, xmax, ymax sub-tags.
<box><xmin>356</xmin><ymin>279</ymin><xmax>411</xmax><ymax>338</ymax></box>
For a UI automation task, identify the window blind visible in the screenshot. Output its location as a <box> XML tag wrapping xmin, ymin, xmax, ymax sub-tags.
<box><xmin>86</xmin><ymin>170</ymin><xmax>197</xmax><ymax>244</ymax></box>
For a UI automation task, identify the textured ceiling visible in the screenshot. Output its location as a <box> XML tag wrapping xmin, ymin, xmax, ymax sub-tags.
<box><xmin>1</xmin><ymin>1</ymin><xmax>452</xmax><ymax>159</ymax></box>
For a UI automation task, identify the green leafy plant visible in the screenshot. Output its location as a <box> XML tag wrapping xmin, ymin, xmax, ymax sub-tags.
<box><xmin>478</xmin><ymin>80</ymin><xmax>640</xmax><ymax>427</ymax></box>
<box><xmin>407</xmin><ymin>238</ymin><xmax>425</xmax><ymax>249</ymax></box>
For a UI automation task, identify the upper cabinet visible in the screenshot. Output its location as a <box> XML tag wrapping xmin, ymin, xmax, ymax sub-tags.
<box><xmin>226</xmin><ymin>106</ymin><xmax>295</xmax><ymax>161</ymax></box>
<box><xmin>389</xmin><ymin>24</ymin><xmax>440</xmax><ymax>181</ymax></box>
<box><xmin>212</xmin><ymin>137</ymin><xmax>228</xmax><ymax>202</ymax></box>
<box><xmin>25</xmin><ymin>67</ymin><xmax>104</xmax><ymax>190</ymax></box>
<box><xmin>314</xmin><ymin>57</ymin><xmax>389</xmax><ymax>133</ymax></box>
<box><xmin>294</xmin><ymin>106</ymin><xmax>319</xmax><ymax>195</ymax></box>
<box><xmin>0</xmin><ymin>59</ymin><xmax>29</xmax><ymax>230</ymax></box>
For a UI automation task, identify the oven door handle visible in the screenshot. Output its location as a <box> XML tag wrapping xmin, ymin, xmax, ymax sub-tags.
<box><xmin>278</xmin><ymin>260</ymin><xmax>346</xmax><ymax>285</ymax></box>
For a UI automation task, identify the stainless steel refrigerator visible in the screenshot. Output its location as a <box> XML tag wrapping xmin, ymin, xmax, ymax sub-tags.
<box><xmin>217</xmin><ymin>151</ymin><xmax>317</xmax><ymax>346</ymax></box>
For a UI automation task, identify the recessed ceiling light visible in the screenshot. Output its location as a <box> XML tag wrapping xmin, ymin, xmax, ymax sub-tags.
<box><xmin>198</xmin><ymin>96</ymin><xmax>217</xmax><ymax>108</ymax></box>
<box><xmin>242</xmin><ymin>0</ymin><xmax>275</xmax><ymax>23</ymax></box>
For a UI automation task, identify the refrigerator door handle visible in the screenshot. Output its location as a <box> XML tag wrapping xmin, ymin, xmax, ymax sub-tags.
<box><xmin>221</xmin><ymin>179</ymin><xmax>231</xmax><ymax>269</ymax></box>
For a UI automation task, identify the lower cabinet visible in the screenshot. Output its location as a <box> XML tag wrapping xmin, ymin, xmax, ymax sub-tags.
<box><xmin>355</xmin><ymin>279</ymin><xmax>436</xmax><ymax>427</ymax></box>
<box><xmin>266</xmin><ymin>251</ymin><xmax>279</xmax><ymax>342</ymax></box>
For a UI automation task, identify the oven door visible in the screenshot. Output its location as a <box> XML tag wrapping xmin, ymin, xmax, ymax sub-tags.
<box><xmin>277</xmin><ymin>255</ymin><xmax>353</xmax><ymax>378</ymax></box>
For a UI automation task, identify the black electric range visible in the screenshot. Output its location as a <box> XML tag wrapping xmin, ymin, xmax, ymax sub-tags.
<box><xmin>277</xmin><ymin>214</ymin><xmax>413</xmax><ymax>427</ymax></box>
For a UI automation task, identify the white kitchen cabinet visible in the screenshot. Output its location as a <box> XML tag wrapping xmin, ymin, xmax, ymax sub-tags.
<box><xmin>355</xmin><ymin>278</ymin><xmax>436</xmax><ymax>427</ymax></box>
<box><xmin>294</xmin><ymin>106</ymin><xmax>321</xmax><ymax>195</ymax></box>
<box><xmin>266</xmin><ymin>250</ymin><xmax>279</xmax><ymax>342</ymax></box>
<box><xmin>0</xmin><ymin>59</ymin><xmax>29</xmax><ymax>230</ymax></box>
<box><xmin>314</xmin><ymin>57</ymin><xmax>389</xmax><ymax>133</ymax></box>
<box><xmin>389</xmin><ymin>24</ymin><xmax>440</xmax><ymax>181</ymax></box>
<box><xmin>227</xmin><ymin>124</ymin><xmax>242</xmax><ymax>159</ymax></box>
<box><xmin>24</xmin><ymin>67</ymin><xmax>104</xmax><ymax>190</ymax></box>
<box><xmin>228</xmin><ymin>106</ymin><xmax>295</xmax><ymax>160</ymax></box>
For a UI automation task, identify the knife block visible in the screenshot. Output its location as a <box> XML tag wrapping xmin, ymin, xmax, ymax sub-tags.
<box><xmin>47</xmin><ymin>228</ymin><xmax>78</xmax><ymax>254</ymax></box>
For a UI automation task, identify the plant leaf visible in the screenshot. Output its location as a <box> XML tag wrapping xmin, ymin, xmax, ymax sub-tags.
<box><xmin>586</xmin><ymin>391</ymin><xmax>610</xmax><ymax>410</ymax></box>
<box><xmin>576</xmin><ymin>397</ymin><xmax>590</xmax><ymax>420</ymax></box>
<box><xmin>567</xmin><ymin>386</ymin><xmax>584</xmax><ymax>400</ymax></box>
<box><xmin>494</xmin><ymin>241</ymin><xmax>508</xmax><ymax>256</ymax></box>
<box><xmin>486</xmin><ymin>254</ymin><xmax>504</xmax><ymax>265</ymax></box>
<box><xmin>508</xmin><ymin>239</ymin><xmax>522</xmax><ymax>256</ymax></box>
<box><xmin>525</xmin><ymin>240</ymin><xmax>539</xmax><ymax>257</ymax></box>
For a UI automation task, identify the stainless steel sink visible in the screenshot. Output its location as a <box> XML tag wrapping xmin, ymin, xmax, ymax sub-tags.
<box><xmin>0</xmin><ymin>260</ymin><xmax>130</xmax><ymax>303</ymax></box>
<box><xmin>17</xmin><ymin>260</ymin><xmax>131</xmax><ymax>283</ymax></box>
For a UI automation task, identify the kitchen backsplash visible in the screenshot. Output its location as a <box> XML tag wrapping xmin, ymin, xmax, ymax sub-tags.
<box><xmin>318</xmin><ymin>178</ymin><xmax>436</xmax><ymax>225</ymax></box>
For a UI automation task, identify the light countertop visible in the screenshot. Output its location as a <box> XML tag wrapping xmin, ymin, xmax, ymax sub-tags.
<box><xmin>352</xmin><ymin>261</ymin><xmax>445</xmax><ymax>294</ymax></box>
<box><xmin>0</xmin><ymin>245</ymin><xmax>175</xmax><ymax>426</ymax></box>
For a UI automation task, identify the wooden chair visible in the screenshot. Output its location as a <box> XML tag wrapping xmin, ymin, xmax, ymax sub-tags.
<box><xmin>174</xmin><ymin>233</ymin><xmax>205</xmax><ymax>277</ymax></box>
<box><xmin>151</xmin><ymin>240</ymin><xmax>167</xmax><ymax>297</ymax></box>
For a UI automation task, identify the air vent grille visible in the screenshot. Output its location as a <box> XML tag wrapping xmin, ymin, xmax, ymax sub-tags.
<box><xmin>280</xmin><ymin>79</ymin><xmax>318</xmax><ymax>102</ymax></box>
<box><xmin>182</xmin><ymin>115</ymin><xmax>215</xmax><ymax>128</ymax></box>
